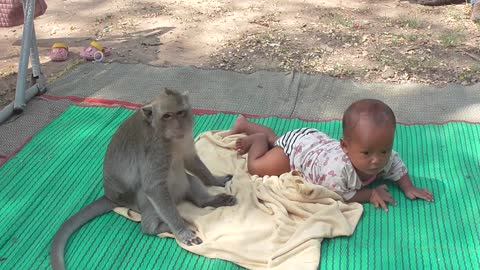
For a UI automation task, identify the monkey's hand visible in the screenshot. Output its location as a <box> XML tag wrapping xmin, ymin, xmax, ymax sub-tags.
<box><xmin>213</xmin><ymin>174</ymin><xmax>233</xmax><ymax>187</ymax></box>
<box><xmin>204</xmin><ymin>193</ymin><xmax>236</xmax><ymax>207</ymax></box>
<box><xmin>185</xmin><ymin>155</ymin><xmax>233</xmax><ymax>187</ymax></box>
<box><xmin>177</xmin><ymin>228</ymin><xmax>203</xmax><ymax>246</ymax></box>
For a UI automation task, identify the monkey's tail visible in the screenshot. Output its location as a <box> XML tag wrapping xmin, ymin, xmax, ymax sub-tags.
<box><xmin>50</xmin><ymin>197</ymin><xmax>114</xmax><ymax>270</ymax></box>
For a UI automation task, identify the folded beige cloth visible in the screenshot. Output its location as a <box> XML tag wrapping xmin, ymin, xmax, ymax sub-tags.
<box><xmin>114</xmin><ymin>131</ymin><xmax>364</xmax><ymax>270</ymax></box>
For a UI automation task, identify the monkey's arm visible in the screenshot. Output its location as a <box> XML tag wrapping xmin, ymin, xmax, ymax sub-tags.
<box><xmin>144</xmin><ymin>184</ymin><xmax>185</xmax><ymax>230</ymax></box>
<box><xmin>184</xmin><ymin>154</ymin><xmax>231</xmax><ymax>187</ymax></box>
<box><xmin>142</xmin><ymin>176</ymin><xmax>202</xmax><ymax>246</ymax></box>
<box><xmin>186</xmin><ymin>174</ymin><xmax>236</xmax><ymax>208</ymax></box>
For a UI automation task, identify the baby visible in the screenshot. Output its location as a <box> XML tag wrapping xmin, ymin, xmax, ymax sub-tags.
<box><xmin>226</xmin><ymin>99</ymin><xmax>433</xmax><ymax>211</ymax></box>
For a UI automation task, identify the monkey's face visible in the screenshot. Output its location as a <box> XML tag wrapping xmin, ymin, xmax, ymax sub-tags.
<box><xmin>159</xmin><ymin>108</ymin><xmax>194</xmax><ymax>140</ymax></box>
<box><xmin>142</xmin><ymin>89</ymin><xmax>194</xmax><ymax>140</ymax></box>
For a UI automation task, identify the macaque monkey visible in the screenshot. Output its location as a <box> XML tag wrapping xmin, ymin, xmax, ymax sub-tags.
<box><xmin>50</xmin><ymin>88</ymin><xmax>236</xmax><ymax>270</ymax></box>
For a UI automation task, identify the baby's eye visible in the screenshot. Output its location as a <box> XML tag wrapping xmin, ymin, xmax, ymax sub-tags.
<box><xmin>382</xmin><ymin>149</ymin><xmax>392</xmax><ymax>155</ymax></box>
<box><xmin>361</xmin><ymin>151</ymin><xmax>369</xmax><ymax>155</ymax></box>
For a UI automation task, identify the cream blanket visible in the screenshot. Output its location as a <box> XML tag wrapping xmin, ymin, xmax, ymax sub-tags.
<box><xmin>114</xmin><ymin>131</ymin><xmax>364</xmax><ymax>270</ymax></box>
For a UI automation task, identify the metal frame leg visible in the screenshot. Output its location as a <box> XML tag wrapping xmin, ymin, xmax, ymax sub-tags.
<box><xmin>30</xmin><ymin>24</ymin><xmax>41</xmax><ymax>78</ymax></box>
<box><xmin>30</xmin><ymin>23</ymin><xmax>47</xmax><ymax>92</ymax></box>
<box><xmin>0</xmin><ymin>0</ymin><xmax>47</xmax><ymax>123</ymax></box>
<box><xmin>13</xmin><ymin>0</ymin><xmax>36</xmax><ymax>112</ymax></box>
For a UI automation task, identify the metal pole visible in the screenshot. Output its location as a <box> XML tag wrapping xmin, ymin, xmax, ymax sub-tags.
<box><xmin>0</xmin><ymin>84</ymin><xmax>42</xmax><ymax>124</ymax></box>
<box><xmin>29</xmin><ymin>22</ymin><xmax>47</xmax><ymax>93</ymax></box>
<box><xmin>13</xmin><ymin>0</ymin><xmax>36</xmax><ymax>113</ymax></box>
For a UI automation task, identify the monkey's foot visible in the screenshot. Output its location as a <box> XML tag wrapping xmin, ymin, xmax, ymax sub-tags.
<box><xmin>224</xmin><ymin>115</ymin><xmax>248</xmax><ymax>137</ymax></box>
<box><xmin>177</xmin><ymin>229</ymin><xmax>203</xmax><ymax>246</ymax></box>
<box><xmin>206</xmin><ymin>193</ymin><xmax>237</xmax><ymax>207</ymax></box>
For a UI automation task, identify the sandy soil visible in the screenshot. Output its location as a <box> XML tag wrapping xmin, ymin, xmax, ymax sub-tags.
<box><xmin>1</xmin><ymin>0</ymin><xmax>479</xmax><ymax>108</ymax></box>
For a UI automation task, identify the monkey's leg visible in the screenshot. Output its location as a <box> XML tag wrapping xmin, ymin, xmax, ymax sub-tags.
<box><xmin>185</xmin><ymin>155</ymin><xmax>232</xmax><ymax>187</ymax></box>
<box><xmin>186</xmin><ymin>174</ymin><xmax>236</xmax><ymax>208</ymax></box>
<box><xmin>138</xmin><ymin>195</ymin><xmax>172</xmax><ymax>235</ymax></box>
<box><xmin>141</xmin><ymin>212</ymin><xmax>171</xmax><ymax>235</ymax></box>
<box><xmin>143</xmin><ymin>184</ymin><xmax>203</xmax><ymax>246</ymax></box>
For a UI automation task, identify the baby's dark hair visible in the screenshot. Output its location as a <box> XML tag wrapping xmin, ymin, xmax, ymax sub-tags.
<box><xmin>342</xmin><ymin>99</ymin><xmax>396</xmax><ymax>139</ymax></box>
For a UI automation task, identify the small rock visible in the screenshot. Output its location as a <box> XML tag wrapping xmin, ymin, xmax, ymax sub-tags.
<box><xmin>382</xmin><ymin>69</ymin><xmax>395</xmax><ymax>79</ymax></box>
<box><xmin>320</xmin><ymin>44</ymin><xmax>334</xmax><ymax>53</ymax></box>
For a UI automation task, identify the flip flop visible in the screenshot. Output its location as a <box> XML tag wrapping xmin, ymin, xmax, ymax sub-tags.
<box><xmin>50</xmin><ymin>43</ymin><xmax>69</xmax><ymax>62</ymax></box>
<box><xmin>80</xmin><ymin>41</ymin><xmax>112</xmax><ymax>61</ymax></box>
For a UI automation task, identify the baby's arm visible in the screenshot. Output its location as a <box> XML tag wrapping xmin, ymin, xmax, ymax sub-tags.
<box><xmin>338</xmin><ymin>166</ymin><xmax>396</xmax><ymax>211</ymax></box>
<box><xmin>345</xmin><ymin>189</ymin><xmax>372</xmax><ymax>203</ymax></box>
<box><xmin>397</xmin><ymin>173</ymin><xmax>434</xmax><ymax>202</ymax></box>
<box><xmin>386</xmin><ymin>151</ymin><xmax>434</xmax><ymax>202</ymax></box>
<box><xmin>346</xmin><ymin>186</ymin><xmax>397</xmax><ymax>211</ymax></box>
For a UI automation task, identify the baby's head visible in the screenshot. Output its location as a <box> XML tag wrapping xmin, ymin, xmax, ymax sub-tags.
<box><xmin>340</xmin><ymin>99</ymin><xmax>396</xmax><ymax>179</ymax></box>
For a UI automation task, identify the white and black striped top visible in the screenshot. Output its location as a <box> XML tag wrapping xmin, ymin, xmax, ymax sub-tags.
<box><xmin>274</xmin><ymin>128</ymin><xmax>319</xmax><ymax>157</ymax></box>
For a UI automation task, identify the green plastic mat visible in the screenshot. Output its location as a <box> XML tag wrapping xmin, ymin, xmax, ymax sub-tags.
<box><xmin>1</xmin><ymin>106</ymin><xmax>479</xmax><ymax>269</ymax></box>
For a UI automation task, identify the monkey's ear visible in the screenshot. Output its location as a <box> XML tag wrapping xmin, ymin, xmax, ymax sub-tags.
<box><xmin>164</xmin><ymin>88</ymin><xmax>175</xmax><ymax>95</ymax></box>
<box><xmin>182</xmin><ymin>91</ymin><xmax>190</xmax><ymax>102</ymax></box>
<box><xmin>141</xmin><ymin>105</ymin><xmax>153</xmax><ymax>122</ymax></box>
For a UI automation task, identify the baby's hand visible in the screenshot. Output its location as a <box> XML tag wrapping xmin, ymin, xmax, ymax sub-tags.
<box><xmin>403</xmin><ymin>186</ymin><xmax>434</xmax><ymax>202</ymax></box>
<box><xmin>370</xmin><ymin>184</ymin><xmax>397</xmax><ymax>212</ymax></box>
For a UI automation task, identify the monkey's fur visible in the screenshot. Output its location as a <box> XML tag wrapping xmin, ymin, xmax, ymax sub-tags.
<box><xmin>50</xmin><ymin>88</ymin><xmax>236</xmax><ymax>270</ymax></box>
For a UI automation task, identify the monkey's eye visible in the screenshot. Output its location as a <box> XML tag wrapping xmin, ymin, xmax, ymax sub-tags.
<box><xmin>177</xmin><ymin>110</ymin><xmax>186</xmax><ymax>117</ymax></box>
<box><xmin>162</xmin><ymin>113</ymin><xmax>174</xmax><ymax>120</ymax></box>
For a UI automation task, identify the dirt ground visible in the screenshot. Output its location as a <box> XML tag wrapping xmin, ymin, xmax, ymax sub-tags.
<box><xmin>1</xmin><ymin>0</ymin><xmax>479</xmax><ymax>109</ymax></box>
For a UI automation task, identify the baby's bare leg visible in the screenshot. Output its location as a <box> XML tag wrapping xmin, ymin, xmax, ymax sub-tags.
<box><xmin>226</xmin><ymin>115</ymin><xmax>279</xmax><ymax>146</ymax></box>
<box><xmin>243</xmin><ymin>133</ymin><xmax>290</xmax><ymax>176</ymax></box>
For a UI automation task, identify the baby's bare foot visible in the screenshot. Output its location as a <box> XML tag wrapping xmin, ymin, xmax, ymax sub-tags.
<box><xmin>235</xmin><ymin>136</ymin><xmax>254</xmax><ymax>155</ymax></box>
<box><xmin>225</xmin><ymin>115</ymin><xmax>248</xmax><ymax>136</ymax></box>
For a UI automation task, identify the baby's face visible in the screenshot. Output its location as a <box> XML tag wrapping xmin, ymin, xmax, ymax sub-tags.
<box><xmin>341</xmin><ymin>119</ymin><xmax>395</xmax><ymax>180</ymax></box>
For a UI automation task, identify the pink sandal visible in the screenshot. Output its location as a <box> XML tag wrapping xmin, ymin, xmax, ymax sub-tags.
<box><xmin>80</xmin><ymin>41</ymin><xmax>112</xmax><ymax>61</ymax></box>
<box><xmin>50</xmin><ymin>43</ymin><xmax>69</xmax><ymax>62</ymax></box>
